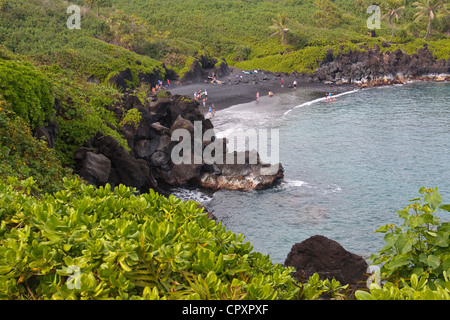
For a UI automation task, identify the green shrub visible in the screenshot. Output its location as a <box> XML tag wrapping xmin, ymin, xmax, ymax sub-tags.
<box><xmin>0</xmin><ymin>178</ymin><xmax>301</xmax><ymax>300</ymax></box>
<box><xmin>177</xmin><ymin>56</ymin><xmax>196</xmax><ymax>79</ymax></box>
<box><xmin>355</xmin><ymin>187</ymin><xmax>450</xmax><ymax>300</ymax></box>
<box><xmin>428</xmin><ymin>39</ymin><xmax>450</xmax><ymax>61</ymax></box>
<box><xmin>119</xmin><ymin>108</ymin><xmax>142</xmax><ymax>129</ymax></box>
<box><xmin>0</xmin><ymin>59</ymin><xmax>54</xmax><ymax>128</ymax></box>
<box><xmin>0</xmin><ymin>176</ymin><xmax>353</xmax><ymax>300</ymax></box>
<box><xmin>356</xmin><ymin>273</ymin><xmax>450</xmax><ymax>300</ymax></box>
<box><xmin>368</xmin><ymin>187</ymin><xmax>450</xmax><ymax>286</ymax></box>
<box><xmin>235</xmin><ymin>46</ymin><xmax>328</xmax><ymax>74</ymax></box>
<box><xmin>50</xmin><ymin>37</ymin><xmax>164</xmax><ymax>85</ymax></box>
<box><xmin>0</xmin><ymin>97</ymin><xmax>73</xmax><ymax>194</ymax></box>
<box><xmin>156</xmin><ymin>89</ymin><xmax>169</xmax><ymax>99</ymax></box>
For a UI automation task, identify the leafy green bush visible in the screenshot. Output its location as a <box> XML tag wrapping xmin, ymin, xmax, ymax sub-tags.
<box><xmin>356</xmin><ymin>273</ymin><xmax>450</xmax><ymax>300</ymax></box>
<box><xmin>177</xmin><ymin>56</ymin><xmax>196</xmax><ymax>79</ymax></box>
<box><xmin>0</xmin><ymin>176</ymin><xmax>353</xmax><ymax>300</ymax></box>
<box><xmin>51</xmin><ymin>37</ymin><xmax>164</xmax><ymax>85</ymax></box>
<box><xmin>119</xmin><ymin>108</ymin><xmax>141</xmax><ymax>129</ymax></box>
<box><xmin>235</xmin><ymin>46</ymin><xmax>328</xmax><ymax>74</ymax></box>
<box><xmin>428</xmin><ymin>39</ymin><xmax>450</xmax><ymax>61</ymax></box>
<box><xmin>369</xmin><ymin>187</ymin><xmax>449</xmax><ymax>285</ymax></box>
<box><xmin>0</xmin><ymin>178</ymin><xmax>300</xmax><ymax>300</ymax></box>
<box><xmin>0</xmin><ymin>59</ymin><xmax>54</xmax><ymax>128</ymax></box>
<box><xmin>356</xmin><ymin>187</ymin><xmax>450</xmax><ymax>300</ymax></box>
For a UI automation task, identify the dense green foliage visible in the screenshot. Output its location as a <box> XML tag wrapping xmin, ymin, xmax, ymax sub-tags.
<box><xmin>0</xmin><ymin>50</ymin><xmax>130</xmax><ymax>166</ymax></box>
<box><xmin>371</xmin><ymin>187</ymin><xmax>449</xmax><ymax>283</ymax></box>
<box><xmin>110</xmin><ymin>0</ymin><xmax>450</xmax><ymax>73</ymax></box>
<box><xmin>0</xmin><ymin>177</ymin><xmax>350</xmax><ymax>300</ymax></box>
<box><xmin>356</xmin><ymin>187</ymin><xmax>450</xmax><ymax>300</ymax></box>
<box><xmin>0</xmin><ymin>0</ymin><xmax>165</xmax><ymax>165</ymax></box>
<box><xmin>355</xmin><ymin>273</ymin><xmax>450</xmax><ymax>300</ymax></box>
<box><xmin>0</xmin><ymin>60</ymin><xmax>54</xmax><ymax>128</ymax></box>
<box><xmin>0</xmin><ymin>0</ymin><xmax>163</xmax><ymax>84</ymax></box>
<box><xmin>1</xmin><ymin>176</ymin><xmax>448</xmax><ymax>300</ymax></box>
<box><xmin>0</xmin><ymin>0</ymin><xmax>448</xmax><ymax>78</ymax></box>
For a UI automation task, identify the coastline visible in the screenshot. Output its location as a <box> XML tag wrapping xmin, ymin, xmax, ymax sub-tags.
<box><xmin>168</xmin><ymin>68</ymin><xmax>358</xmax><ymax>112</ymax></box>
<box><xmin>168</xmin><ymin>67</ymin><xmax>449</xmax><ymax>113</ymax></box>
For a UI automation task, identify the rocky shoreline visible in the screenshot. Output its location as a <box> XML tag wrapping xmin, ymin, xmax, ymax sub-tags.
<box><xmin>170</xmin><ymin>43</ymin><xmax>449</xmax><ymax>112</ymax></box>
<box><xmin>307</xmin><ymin>43</ymin><xmax>449</xmax><ymax>87</ymax></box>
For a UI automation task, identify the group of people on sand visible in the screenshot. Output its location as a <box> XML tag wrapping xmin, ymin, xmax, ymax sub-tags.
<box><xmin>194</xmin><ymin>89</ymin><xmax>208</xmax><ymax>108</ymax></box>
<box><xmin>151</xmin><ymin>79</ymin><xmax>170</xmax><ymax>92</ymax></box>
<box><xmin>193</xmin><ymin>88</ymin><xmax>216</xmax><ymax>118</ymax></box>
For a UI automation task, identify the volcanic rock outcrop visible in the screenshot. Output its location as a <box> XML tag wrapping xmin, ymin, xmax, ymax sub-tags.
<box><xmin>74</xmin><ymin>91</ymin><xmax>283</xmax><ymax>194</ymax></box>
<box><xmin>309</xmin><ymin>44</ymin><xmax>450</xmax><ymax>86</ymax></box>
<box><xmin>284</xmin><ymin>235</ymin><xmax>369</xmax><ymax>289</ymax></box>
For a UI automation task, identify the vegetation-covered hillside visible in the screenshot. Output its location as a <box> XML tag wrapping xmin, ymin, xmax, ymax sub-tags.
<box><xmin>109</xmin><ymin>0</ymin><xmax>450</xmax><ymax>72</ymax></box>
<box><xmin>1</xmin><ymin>0</ymin><xmax>448</xmax><ymax>76</ymax></box>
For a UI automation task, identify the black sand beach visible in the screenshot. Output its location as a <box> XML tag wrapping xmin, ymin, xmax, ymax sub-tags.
<box><xmin>168</xmin><ymin>67</ymin><xmax>357</xmax><ymax>112</ymax></box>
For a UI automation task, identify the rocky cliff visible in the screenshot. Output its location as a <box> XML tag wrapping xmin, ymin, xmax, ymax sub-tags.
<box><xmin>308</xmin><ymin>44</ymin><xmax>450</xmax><ymax>86</ymax></box>
<box><xmin>74</xmin><ymin>91</ymin><xmax>283</xmax><ymax>195</ymax></box>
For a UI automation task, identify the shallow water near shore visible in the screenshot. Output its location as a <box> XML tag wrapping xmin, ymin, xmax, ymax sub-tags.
<box><xmin>173</xmin><ymin>82</ymin><xmax>450</xmax><ymax>264</ymax></box>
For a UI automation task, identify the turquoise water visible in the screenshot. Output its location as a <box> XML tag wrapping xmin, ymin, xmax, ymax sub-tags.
<box><xmin>174</xmin><ymin>82</ymin><xmax>450</xmax><ymax>264</ymax></box>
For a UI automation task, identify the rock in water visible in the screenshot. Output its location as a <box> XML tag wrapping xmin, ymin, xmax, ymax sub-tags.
<box><xmin>193</xmin><ymin>150</ymin><xmax>284</xmax><ymax>191</ymax></box>
<box><xmin>284</xmin><ymin>235</ymin><xmax>368</xmax><ymax>288</ymax></box>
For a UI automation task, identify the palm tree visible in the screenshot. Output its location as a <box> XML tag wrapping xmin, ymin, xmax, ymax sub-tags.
<box><xmin>382</xmin><ymin>0</ymin><xmax>405</xmax><ymax>43</ymax></box>
<box><xmin>269</xmin><ymin>14</ymin><xmax>289</xmax><ymax>55</ymax></box>
<box><xmin>85</xmin><ymin>0</ymin><xmax>112</xmax><ymax>17</ymax></box>
<box><xmin>413</xmin><ymin>0</ymin><xmax>447</xmax><ymax>40</ymax></box>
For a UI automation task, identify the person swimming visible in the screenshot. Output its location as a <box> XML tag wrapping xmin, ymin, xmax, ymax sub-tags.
<box><xmin>326</xmin><ymin>92</ymin><xmax>336</xmax><ymax>102</ymax></box>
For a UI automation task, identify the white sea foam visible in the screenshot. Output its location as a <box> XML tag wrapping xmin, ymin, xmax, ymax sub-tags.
<box><xmin>283</xmin><ymin>89</ymin><xmax>360</xmax><ymax>115</ymax></box>
<box><xmin>277</xmin><ymin>179</ymin><xmax>308</xmax><ymax>190</ymax></box>
<box><xmin>171</xmin><ymin>188</ymin><xmax>213</xmax><ymax>204</ymax></box>
<box><xmin>285</xmin><ymin>179</ymin><xmax>307</xmax><ymax>187</ymax></box>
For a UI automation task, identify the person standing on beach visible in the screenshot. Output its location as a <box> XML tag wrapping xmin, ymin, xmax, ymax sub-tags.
<box><xmin>281</xmin><ymin>78</ymin><xmax>284</xmax><ymax>87</ymax></box>
<box><xmin>293</xmin><ymin>80</ymin><xmax>297</xmax><ymax>89</ymax></box>
<box><xmin>202</xmin><ymin>97</ymin><xmax>206</xmax><ymax>109</ymax></box>
<box><xmin>256</xmin><ymin>91</ymin><xmax>260</xmax><ymax>101</ymax></box>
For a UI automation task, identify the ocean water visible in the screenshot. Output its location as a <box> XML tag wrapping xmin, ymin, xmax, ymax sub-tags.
<box><xmin>173</xmin><ymin>82</ymin><xmax>450</xmax><ymax>264</ymax></box>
